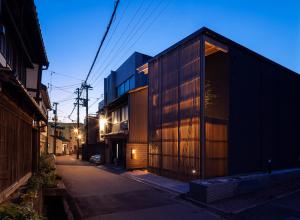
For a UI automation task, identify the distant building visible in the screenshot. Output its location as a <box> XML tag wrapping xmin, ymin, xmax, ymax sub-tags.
<box><xmin>0</xmin><ymin>0</ymin><xmax>49</xmax><ymax>202</ymax></box>
<box><xmin>48</xmin><ymin>122</ymin><xmax>85</xmax><ymax>155</ymax></box>
<box><xmin>81</xmin><ymin>115</ymin><xmax>104</xmax><ymax>160</ymax></box>
<box><xmin>99</xmin><ymin>52</ymin><xmax>152</xmax><ymax>169</ymax></box>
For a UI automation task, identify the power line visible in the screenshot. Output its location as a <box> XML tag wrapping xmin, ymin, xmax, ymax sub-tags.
<box><xmin>52</xmin><ymin>86</ymin><xmax>75</xmax><ymax>94</ymax></box>
<box><xmin>51</xmin><ymin>71</ymin><xmax>83</xmax><ymax>81</ymax></box>
<box><xmin>53</xmin><ymin>83</ymin><xmax>81</xmax><ymax>89</ymax></box>
<box><xmin>68</xmin><ymin>0</ymin><xmax>121</xmax><ymax>120</ymax></box>
<box><xmin>89</xmin><ymin>97</ymin><xmax>101</xmax><ymax>109</ymax></box>
<box><xmin>111</xmin><ymin>0</ymin><xmax>170</xmax><ymax>70</ymax></box>
<box><xmin>89</xmin><ymin>0</ymin><xmax>131</xmax><ymax>82</ymax></box>
<box><xmin>84</xmin><ymin>0</ymin><xmax>120</xmax><ymax>84</ymax></box>
<box><xmin>91</xmin><ymin>0</ymin><xmax>168</xmax><ymax>87</ymax></box>
<box><xmin>91</xmin><ymin>0</ymin><xmax>151</xmax><ymax>85</ymax></box>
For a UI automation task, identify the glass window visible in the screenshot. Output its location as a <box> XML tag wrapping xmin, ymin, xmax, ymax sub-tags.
<box><xmin>124</xmin><ymin>80</ymin><xmax>129</xmax><ymax>92</ymax></box>
<box><xmin>122</xmin><ymin>105</ymin><xmax>128</xmax><ymax>121</ymax></box>
<box><xmin>118</xmin><ymin>84</ymin><xmax>124</xmax><ymax>96</ymax></box>
<box><xmin>129</xmin><ymin>75</ymin><xmax>135</xmax><ymax>90</ymax></box>
<box><xmin>112</xmin><ymin>110</ymin><xmax>120</xmax><ymax>124</ymax></box>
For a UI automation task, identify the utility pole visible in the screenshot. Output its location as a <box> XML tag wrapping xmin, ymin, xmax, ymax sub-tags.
<box><xmin>76</xmin><ymin>88</ymin><xmax>80</xmax><ymax>159</ymax></box>
<box><xmin>53</xmin><ymin>102</ymin><xmax>58</xmax><ymax>155</ymax></box>
<box><xmin>82</xmin><ymin>83</ymin><xmax>92</xmax><ymax>147</ymax></box>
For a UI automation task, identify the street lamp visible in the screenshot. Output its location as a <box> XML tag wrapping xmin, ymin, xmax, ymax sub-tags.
<box><xmin>73</xmin><ymin>128</ymin><xmax>78</xmax><ymax>134</ymax></box>
<box><xmin>99</xmin><ymin>117</ymin><xmax>107</xmax><ymax>128</ymax></box>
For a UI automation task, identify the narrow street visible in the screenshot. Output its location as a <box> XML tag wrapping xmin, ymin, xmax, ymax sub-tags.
<box><xmin>232</xmin><ymin>191</ymin><xmax>300</xmax><ymax>220</ymax></box>
<box><xmin>56</xmin><ymin>155</ymin><xmax>220</xmax><ymax>220</ymax></box>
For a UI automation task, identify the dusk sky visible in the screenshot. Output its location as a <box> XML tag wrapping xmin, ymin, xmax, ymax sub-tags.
<box><xmin>35</xmin><ymin>0</ymin><xmax>300</xmax><ymax>122</ymax></box>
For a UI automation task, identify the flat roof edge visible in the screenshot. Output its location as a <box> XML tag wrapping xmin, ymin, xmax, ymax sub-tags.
<box><xmin>149</xmin><ymin>27</ymin><xmax>299</xmax><ymax>76</ymax></box>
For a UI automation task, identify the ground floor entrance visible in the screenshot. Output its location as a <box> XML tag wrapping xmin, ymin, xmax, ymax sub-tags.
<box><xmin>105</xmin><ymin>137</ymin><xmax>127</xmax><ymax>168</ymax></box>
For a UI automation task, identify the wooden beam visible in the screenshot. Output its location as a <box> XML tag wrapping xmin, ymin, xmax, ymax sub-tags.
<box><xmin>204</xmin><ymin>36</ymin><xmax>229</xmax><ymax>53</ymax></box>
<box><xmin>200</xmin><ymin>35</ymin><xmax>206</xmax><ymax>179</ymax></box>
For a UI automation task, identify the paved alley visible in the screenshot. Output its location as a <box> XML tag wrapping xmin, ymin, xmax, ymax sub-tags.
<box><xmin>56</xmin><ymin>155</ymin><xmax>220</xmax><ymax>220</ymax></box>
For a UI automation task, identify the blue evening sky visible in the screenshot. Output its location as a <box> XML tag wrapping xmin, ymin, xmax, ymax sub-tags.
<box><xmin>35</xmin><ymin>0</ymin><xmax>300</xmax><ymax>122</ymax></box>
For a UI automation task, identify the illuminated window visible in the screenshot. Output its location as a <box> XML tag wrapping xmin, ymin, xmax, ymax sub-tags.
<box><xmin>112</xmin><ymin>110</ymin><xmax>120</xmax><ymax>124</ymax></box>
<box><xmin>122</xmin><ymin>105</ymin><xmax>128</xmax><ymax>121</ymax></box>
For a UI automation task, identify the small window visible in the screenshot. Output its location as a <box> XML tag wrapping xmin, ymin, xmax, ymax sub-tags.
<box><xmin>129</xmin><ymin>75</ymin><xmax>135</xmax><ymax>90</ymax></box>
<box><xmin>112</xmin><ymin>109</ymin><xmax>120</xmax><ymax>124</ymax></box>
<box><xmin>122</xmin><ymin>105</ymin><xmax>128</xmax><ymax>121</ymax></box>
<box><xmin>124</xmin><ymin>80</ymin><xmax>129</xmax><ymax>92</ymax></box>
<box><xmin>118</xmin><ymin>84</ymin><xmax>125</xmax><ymax>96</ymax></box>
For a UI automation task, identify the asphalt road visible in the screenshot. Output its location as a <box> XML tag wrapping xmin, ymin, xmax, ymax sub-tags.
<box><xmin>56</xmin><ymin>155</ymin><xmax>220</xmax><ymax>220</ymax></box>
<box><xmin>232</xmin><ymin>191</ymin><xmax>300</xmax><ymax>220</ymax></box>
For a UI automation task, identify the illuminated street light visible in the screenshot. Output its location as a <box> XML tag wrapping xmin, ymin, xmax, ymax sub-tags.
<box><xmin>99</xmin><ymin>117</ymin><xmax>107</xmax><ymax>129</ymax></box>
<box><xmin>73</xmin><ymin>128</ymin><xmax>78</xmax><ymax>134</ymax></box>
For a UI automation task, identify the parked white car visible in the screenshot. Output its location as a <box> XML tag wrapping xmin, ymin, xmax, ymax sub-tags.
<box><xmin>89</xmin><ymin>154</ymin><xmax>102</xmax><ymax>164</ymax></box>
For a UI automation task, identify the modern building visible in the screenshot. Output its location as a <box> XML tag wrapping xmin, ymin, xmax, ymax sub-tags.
<box><xmin>148</xmin><ymin>27</ymin><xmax>300</xmax><ymax>180</ymax></box>
<box><xmin>100</xmin><ymin>52</ymin><xmax>152</xmax><ymax>169</ymax></box>
<box><xmin>0</xmin><ymin>0</ymin><xmax>49</xmax><ymax>201</ymax></box>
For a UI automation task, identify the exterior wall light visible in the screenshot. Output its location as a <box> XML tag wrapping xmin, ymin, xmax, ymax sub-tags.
<box><xmin>131</xmin><ymin>148</ymin><xmax>136</xmax><ymax>159</ymax></box>
<box><xmin>192</xmin><ymin>169</ymin><xmax>196</xmax><ymax>174</ymax></box>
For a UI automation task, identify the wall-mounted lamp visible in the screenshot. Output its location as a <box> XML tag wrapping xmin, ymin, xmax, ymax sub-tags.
<box><xmin>192</xmin><ymin>169</ymin><xmax>196</xmax><ymax>175</ymax></box>
<box><xmin>131</xmin><ymin>148</ymin><xmax>136</xmax><ymax>159</ymax></box>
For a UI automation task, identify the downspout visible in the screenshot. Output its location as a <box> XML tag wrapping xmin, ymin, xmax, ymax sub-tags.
<box><xmin>35</xmin><ymin>65</ymin><xmax>42</xmax><ymax>103</ymax></box>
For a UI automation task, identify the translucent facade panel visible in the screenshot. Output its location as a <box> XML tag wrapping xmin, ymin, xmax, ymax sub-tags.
<box><xmin>148</xmin><ymin>37</ymin><xmax>201</xmax><ymax>179</ymax></box>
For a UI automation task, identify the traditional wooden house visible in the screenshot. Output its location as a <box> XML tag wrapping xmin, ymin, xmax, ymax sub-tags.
<box><xmin>148</xmin><ymin>27</ymin><xmax>300</xmax><ymax>180</ymax></box>
<box><xmin>0</xmin><ymin>0</ymin><xmax>49</xmax><ymax>201</ymax></box>
<box><xmin>39</xmin><ymin>84</ymin><xmax>51</xmax><ymax>154</ymax></box>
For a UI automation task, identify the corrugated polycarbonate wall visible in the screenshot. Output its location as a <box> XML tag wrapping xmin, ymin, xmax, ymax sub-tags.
<box><xmin>148</xmin><ymin>37</ymin><xmax>201</xmax><ymax>179</ymax></box>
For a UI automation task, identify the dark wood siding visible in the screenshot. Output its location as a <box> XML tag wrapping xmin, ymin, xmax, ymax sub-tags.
<box><xmin>126</xmin><ymin>87</ymin><xmax>148</xmax><ymax>169</ymax></box>
<box><xmin>0</xmin><ymin>94</ymin><xmax>33</xmax><ymax>193</ymax></box>
<box><xmin>205</xmin><ymin>51</ymin><xmax>230</xmax><ymax>178</ymax></box>
<box><xmin>128</xmin><ymin>88</ymin><xmax>148</xmax><ymax>144</ymax></box>
<box><xmin>228</xmin><ymin>45</ymin><xmax>300</xmax><ymax>175</ymax></box>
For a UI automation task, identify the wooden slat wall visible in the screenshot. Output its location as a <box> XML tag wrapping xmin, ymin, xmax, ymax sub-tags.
<box><xmin>148</xmin><ymin>37</ymin><xmax>201</xmax><ymax>180</ymax></box>
<box><xmin>0</xmin><ymin>94</ymin><xmax>33</xmax><ymax>193</ymax></box>
<box><xmin>205</xmin><ymin>120</ymin><xmax>228</xmax><ymax>178</ymax></box>
<box><xmin>127</xmin><ymin>87</ymin><xmax>148</xmax><ymax>169</ymax></box>
<box><xmin>128</xmin><ymin>87</ymin><xmax>148</xmax><ymax>144</ymax></box>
